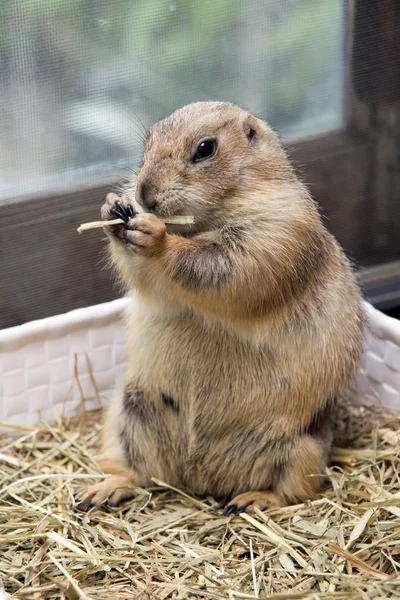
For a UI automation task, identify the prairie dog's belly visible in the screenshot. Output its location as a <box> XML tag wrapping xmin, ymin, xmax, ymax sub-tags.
<box><xmin>119</xmin><ymin>295</ymin><xmax>335</xmax><ymax>496</ymax></box>
<box><xmin>124</xmin><ymin>294</ymin><xmax>281</xmax><ymax>410</ymax></box>
<box><xmin>118</xmin><ymin>295</ymin><xmax>299</xmax><ymax>495</ymax></box>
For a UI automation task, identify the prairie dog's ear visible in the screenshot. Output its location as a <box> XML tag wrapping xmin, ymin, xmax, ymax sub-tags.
<box><xmin>243</xmin><ymin>114</ymin><xmax>259</xmax><ymax>145</ymax></box>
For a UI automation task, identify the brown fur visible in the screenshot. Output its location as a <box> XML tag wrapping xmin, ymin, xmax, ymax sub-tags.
<box><xmin>77</xmin><ymin>102</ymin><xmax>365</xmax><ymax>513</ymax></box>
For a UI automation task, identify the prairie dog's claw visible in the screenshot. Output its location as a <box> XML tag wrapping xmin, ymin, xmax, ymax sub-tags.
<box><xmin>101</xmin><ymin>194</ymin><xmax>138</xmax><ymax>237</ymax></box>
<box><xmin>109</xmin><ymin>199</ymin><xmax>137</xmax><ymax>223</ymax></box>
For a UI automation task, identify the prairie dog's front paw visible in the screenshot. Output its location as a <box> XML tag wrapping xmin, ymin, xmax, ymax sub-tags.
<box><xmin>123</xmin><ymin>213</ymin><xmax>166</xmax><ymax>256</ymax></box>
<box><xmin>101</xmin><ymin>193</ymin><xmax>137</xmax><ymax>237</ymax></box>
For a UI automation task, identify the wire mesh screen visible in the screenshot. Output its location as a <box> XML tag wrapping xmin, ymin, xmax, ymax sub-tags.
<box><xmin>0</xmin><ymin>0</ymin><xmax>399</xmax><ymax>328</ymax></box>
<box><xmin>0</xmin><ymin>0</ymin><xmax>344</xmax><ymax>202</ymax></box>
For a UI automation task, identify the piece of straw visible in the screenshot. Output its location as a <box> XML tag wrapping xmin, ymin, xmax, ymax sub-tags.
<box><xmin>328</xmin><ymin>542</ymin><xmax>390</xmax><ymax>580</ymax></box>
<box><xmin>77</xmin><ymin>215</ymin><xmax>194</xmax><ymax>233</ymax></box>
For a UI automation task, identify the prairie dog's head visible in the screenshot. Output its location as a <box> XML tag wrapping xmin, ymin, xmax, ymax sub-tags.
<box><xmin>135</xmin><ymin>102</ymin><xmax>293</xmax><ymax>229</ymax></box>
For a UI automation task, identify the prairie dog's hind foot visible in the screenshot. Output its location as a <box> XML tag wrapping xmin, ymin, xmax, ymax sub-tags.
<box><xmin>75</xmin><ymin>473</ymin><xmax>138</xmax><ymax>512</ymax></box>
<box><xmin>223</xmin><ymin>490</ymin><xmax>281</xmax><ymax>515</ymax></box>
<box><xmin>223</xmin><ymin>433</ymin><xmax>328</xmax><ymax>516</ymax></box>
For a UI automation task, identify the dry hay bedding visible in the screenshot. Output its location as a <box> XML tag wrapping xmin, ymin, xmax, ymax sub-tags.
<box><xmin>0</xmin><ymin>403</ymin><xmax>400</xmax><ymax>600</ymax></box>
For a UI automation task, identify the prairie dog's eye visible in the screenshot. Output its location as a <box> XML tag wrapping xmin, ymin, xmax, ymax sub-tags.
<box><xmin>192</xmin><ymin>139</ymin><xmax>217</xmax><ymax>163</ymax></box>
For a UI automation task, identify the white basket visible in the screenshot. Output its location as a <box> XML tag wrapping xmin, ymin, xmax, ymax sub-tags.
<box><xmin>0</xmin><ymin>299</ymin><xmax>399</xmax><ymax>431</ymax></box>
<box><xmin>356</xmin><ymin>302</ymin><xmax>400</xmax><ymax>409</ymax></box>
<box><xmin>0</xmin><ymin>298</ymin><xmax>128</xmax><ymax>430</ymax></box>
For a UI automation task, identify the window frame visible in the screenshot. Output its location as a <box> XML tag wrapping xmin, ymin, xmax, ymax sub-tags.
<box><xmin>1</xmin><ymin>0</ymin><xmax>399</xmax><ymax>329</ymax></box>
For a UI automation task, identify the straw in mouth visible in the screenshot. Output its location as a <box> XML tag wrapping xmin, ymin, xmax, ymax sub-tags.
<box><xmin>77</xmin><ymin>215</ymin><xmax>195</xmax><ymax>233</ymax></box>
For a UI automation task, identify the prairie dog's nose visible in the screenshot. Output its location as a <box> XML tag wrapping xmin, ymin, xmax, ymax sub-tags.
<box><xmin>138</xmin><ymin>180</ymin><xmax>157</xmax><ymax>210</ymax></box>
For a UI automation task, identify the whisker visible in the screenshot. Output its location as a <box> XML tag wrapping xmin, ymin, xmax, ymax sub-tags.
<box><xmin>125</xmin><ymin>120</ymin><xmax>146</xmax><ymax>145</ymax></box>
<box><xmin>129</xmin><ymin>110</ymin><xmax>149</xmax><ymax>138</ymax></box>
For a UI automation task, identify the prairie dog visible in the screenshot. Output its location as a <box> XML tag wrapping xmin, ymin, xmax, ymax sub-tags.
<box><xmin>78</xmin><ymin>102</ymin><xmax>365</xmax><ymax>513</ymax></box>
